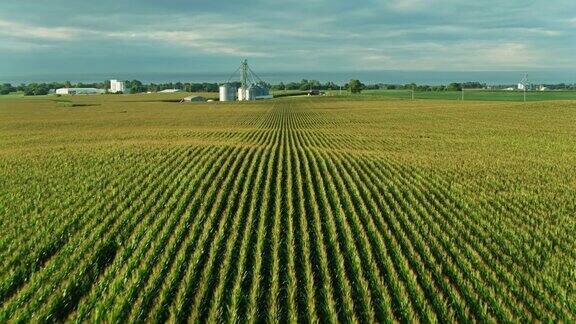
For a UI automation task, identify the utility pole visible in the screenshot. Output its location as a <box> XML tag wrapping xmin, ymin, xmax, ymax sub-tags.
<box><xmin>241</xmin><ymin>59</ymin><xmax>248</xmax><ymax>100</ymax></box>
<box><xmin>462</xmin><ymin>87</ymin><xmax>464</xmax><ymax>101</ymax></box>
<box><xmin>411</xmin><ymin>84</ymin><xmax>415</xmax><ymax>100</ymax></box>
<box><xmin>524</xmin><ymin>87</ymin><xmax>526</xmax><ymax>102</ymax></box>
<box><xmin>521</xmin><ymin>73</ymin><xmax>528</xmax><ymax>103</ymax></box>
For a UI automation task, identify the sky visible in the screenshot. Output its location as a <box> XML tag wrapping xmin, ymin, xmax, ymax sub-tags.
<box><xmin>0</xmin><ymin>0</ymin><xmax>575</xmax><ymax>76</ymax></box>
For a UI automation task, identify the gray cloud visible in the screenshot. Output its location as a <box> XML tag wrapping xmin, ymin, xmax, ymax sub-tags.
<box><xmin>0</xmin><ymin>0</ymin><xmax>574</xmax><ymax>75</ymax></box>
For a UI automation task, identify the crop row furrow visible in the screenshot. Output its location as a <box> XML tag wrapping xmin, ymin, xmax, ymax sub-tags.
<box><xmin>3</xmin><ymin>145</ymin><xmax>192</xmax><ymax>322</ymax></box>
<box><xmin>126</xmin><ymin>145</ymin><xmax>242</xmax><ymax>323</ymax></box>
<box><xmin>0</xmin><ymin>146</ymin><xmax>190</xmax><ymax>321</ymax></box>
<box><xmin>286</xmin><ymin>106</ymin><xmax>320</xmax><ymax>323</ymax></box>
<box><xmin>187</xmin><ymin>147</ymin><xmax>262</xmax><ymax>323</ymax></box>
<box><xmin>147</xmin><ymin>145</ymin><xmax>247</xmax><ymax>323</ymax></box>
<box><xmin>357</xmin><ymin>155</ymin><xmax>527</xmax><ymax>320</ymax></box>
<box><xmin>32</xmin><ymin>146</ymin><xmax>204</xmax><ymax>322</ymax></box>
<box><xmin>296</xmin><ymin>137</ymin><xmax>359</xmax><ymax>323</ymax></box>
<box><xmin>79</xmin><ymin>145</ymin><xmax>223</xmax><ymax>322</ymax></box>
<box><xmin>0</xmin><ymin>149</ymin><xmax>171</xmax><ymax>301</ymax></box>
<box><xmin>169</xmin><ymin>146</ymin><xmax>253</xmax><ymax>322</ymax></box>
<box><xmin>244</xmin><ymin>127</ymin><xmax>280</xmax><ymax>323</ymax></box>
<box><xmin>388</xmin><ymin>160</ymin><xmax>568</xmax><ymax>319</ymax></box>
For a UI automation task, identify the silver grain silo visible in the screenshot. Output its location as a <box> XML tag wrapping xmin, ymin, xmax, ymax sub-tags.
<box><xmin>247</xmin><ymin>83</ymin><xmax>271</xmax><ymax>100</ymax></box>
<box><xmin>219</xmin><ymin>84</ymin><xmax>237</xmax><ymax>101</ymax></box>
<box><xmin>238</xmin><ymin>87</ymin><xmax>248</xmax><ymax>101</ymax></box>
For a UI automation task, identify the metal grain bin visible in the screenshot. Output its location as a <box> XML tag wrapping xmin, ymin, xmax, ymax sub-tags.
<box><xmin>219</xmin><ymin>84</ymin><xmax>237</xmax><ymax>102</ymax></box>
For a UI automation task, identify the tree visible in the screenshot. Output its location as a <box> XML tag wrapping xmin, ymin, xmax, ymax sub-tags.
<box><xmin>347</xmin><ymin>79</ymin><xmax>364</xmax><ymax>93</ymax></box>
<box><xmin>22</xmin><ymin>83</ymin><xmax>49</xmax><ymax>96</ymax></box>
<box><xmin>447</xmin><ymin>83</ymin><xmax>462</xmax><ymax>91</ymax></box>
<box><xmin>129</xmin><ymin>80</ymin><xmax>145</xmax><ymax>94</ymax></box>
<box><xmin>309</xmin><ymin>80</ymin><xmax>321</xmax><ymax>90</ymax></box>
<box><xmin>0</xmin><ymin>83</ymin><xmax>15</xmax><ymax>95</ymax></box>
<box><xmin>325</xmin><ymin>81</ymin><xmax>337</xmax><ymax>90</ymax></box>
<box><xmin>286</xmin><ymin>82</ymin><xmax>299</xmax><ymax>90</ymax></box>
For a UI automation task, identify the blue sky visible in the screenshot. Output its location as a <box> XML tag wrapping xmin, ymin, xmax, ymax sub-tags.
<box><xmin>0</xmin><ymin>0</ymin><xmax>575</xmax><ymax>75</ymax></box>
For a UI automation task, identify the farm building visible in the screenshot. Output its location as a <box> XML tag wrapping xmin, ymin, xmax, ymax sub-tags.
<box><xmin>159</xmin><ymin>89</ymin><xmax>182</xmax><ymax>93</ymax></box>
<box><xmin>238</xmin><ymin>83</ymin><xmax>272</xmax><ymax>101</ymax></box>
<box><xmin>182</xmin><ymin>95</ymin><xmax>206</xmax><ymax>102</ymax></box>
<box><xmin>109</xmin><ymin>80</ymin><xmax>125</xmax><ymax>93</ymax></box>
<box><xmin>220</xmin><ymin>60</ymin><xmax>271</xmax><ymax>102</ymax></box>
<box><xmin>55</xmin><ymin>88</ymin><xmax>105</xmax><ymax>95</ymax></box>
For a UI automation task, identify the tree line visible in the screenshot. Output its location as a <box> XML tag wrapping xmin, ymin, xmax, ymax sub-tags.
<box><xmin>0</xmin><ymin>81</ymin><xmax>224</xmax><ymax>96</ymax></box>
<box><xmin>1</xmin><ymin>82</ymin><xmax>107</xmax><ymax>96</ymax></box>
<box><xmin>2</xmin><ymin>80</ymin><xmax>576</xmax><ymax>96</ymax></box>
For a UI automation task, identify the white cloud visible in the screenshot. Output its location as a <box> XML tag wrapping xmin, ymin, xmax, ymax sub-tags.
<box><xmin>105</xmin><ymin>29</ymin><xmax>269</xmax><ymax>57</ymax></box>
<box><xmin>480</xmin><ymin>42</ymin><xmax>541</xmax><ymax>67</ymax></box>
<box><xmin>321</xmin><ymin>41</ymin><xmax>545</xmax><ymax>71</ymax></box>
<box><xmin>0</xmin><ymin>19</ymin><xmax>80</xmax><ymax>40</ymax></box>
<box><xmin>389</xmin><ymin>0</ymin><xmax>434</xmax><ymax>11</ymax></box>
<box><xmin>0</xmin><ymin>18</ymin><xmax>269</xmax><ymax>57</ymax></box>
<box><xmin>361</xmin><ymin>48</ymin><xmax>392</xmax><ymax>63</ymax></box>
<box><xmin>0</xmin><ymin>2</ymin><xmax>572</xmax><ymax>73</ymax></box>
<box><xmin>508</xmin><ymin>27</ymin><xmax>562</xmax><ymax>36</ymax></box>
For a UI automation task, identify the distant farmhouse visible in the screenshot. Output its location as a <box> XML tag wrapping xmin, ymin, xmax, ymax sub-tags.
<box><xmin>159</xmin><ymin>89</ymin><xmax>182</xmax><ymax>93</ymax></box>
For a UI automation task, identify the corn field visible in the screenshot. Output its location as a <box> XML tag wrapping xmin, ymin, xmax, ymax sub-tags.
<box><xmin>0</xmin><ymin>95</ymin><xmax>575</xmax><ymax>322</ymax></box>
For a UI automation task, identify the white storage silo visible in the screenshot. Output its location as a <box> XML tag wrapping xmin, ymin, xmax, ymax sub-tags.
<box><xmin>219</xmin><ymin>84</ymin><xmax>236</xmax><ymax>102</ymax></box>
<box><xmin>237</xmin><ymin>87</ymin><xmax>248</xmax><ymax>101</ymax></box>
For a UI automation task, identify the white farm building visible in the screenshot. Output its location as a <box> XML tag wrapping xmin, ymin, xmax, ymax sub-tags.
<box><xmin>56</xmin><ymin>88</ymin><xmax>105</xmax><ymax>95</ymax></box>
<box><xmin>182</xmin><ymin>95</ymin><xmax>206</xmax><ymax>102</ymax></box>
<box><xmin>109</xmin><ymin>80</ymin><xmax>125</xmax><ymax>93</ymax></box>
